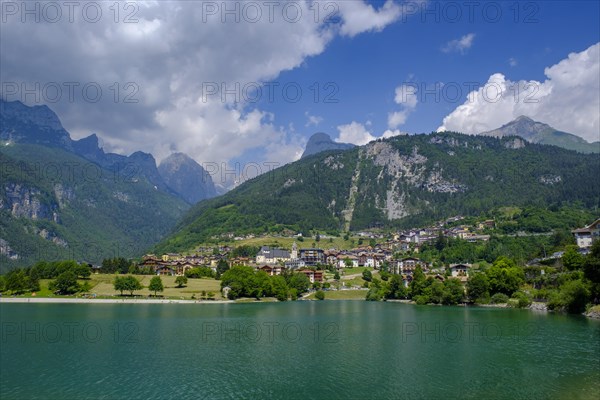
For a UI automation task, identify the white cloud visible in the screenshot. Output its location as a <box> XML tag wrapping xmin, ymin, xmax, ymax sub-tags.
<box><xmin>336</xmin><ymin>122</ymin><xmax>376</xmax><ymax>145</ymax></box>
<box><xmin>338</xmin><ymin>0</ymin><xmax>403</xmax><ymax>37</ymax></box>
<box><xmin>305</xmin><ymin>112</ymin><xmax>323</xmax><ymax>127</ymax></box>
<box><xmin>442</xmin><ymin>33</ymin><xmax>476</xmax><ymax>54</ymax></box>
<box><xmin>382</xmin><ymin>129</ymin><xmax>406</xmax><ymax>138</ymax></box>
<box><xmin>388</xmin><ymin>110</ymin><xmax>411</xmax><ymax>129</ymax></box>
<box><xmin>0</xmin><ymin>0</ymin><xmax>406</xmax><ymax>167</ymax></box>
<box><xmin>437</xmin><ymin>42</ymin><xmax>600</xmax><ymax>143</ymax></box>
<box><xmin>388</xmin><ymin>84</ymin><xmax>418</xmax><ymax>129</ymax></box>
<box><xmin>509</xmin><ymin>57</ymin><xmax>518</xmax><ymax>67</ymax></box>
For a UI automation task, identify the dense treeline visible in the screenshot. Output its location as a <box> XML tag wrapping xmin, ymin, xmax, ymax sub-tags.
<box><xmin>0</xmin><ymin>260</ymin><xmax>92</xmax><ymax>295</ymax></box>
<box><xmin>220</xmin><ymin>266</ymin><xmax>311</xmax><ymax>301</ymax></box>
<box><xmin>367</xmin><ymin>242</ymin><xmax>600</xmax><ymax>314</ymax></box>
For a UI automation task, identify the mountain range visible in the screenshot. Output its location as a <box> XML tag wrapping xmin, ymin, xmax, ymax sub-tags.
<box><xmin>480</xmin><ymin>116</ymin><xmax>600</xmax><ymax>154</ymax></box>
<box><xmin>2</xmin><ymin>101</ymin><xmax>598</xmax><ymax>268</ymax></box>
<box><xmin>154</xmin><ymin>132</ymin><xmax>599</xmax><ymax>254</ymax></box>
<box><xmin>0</xmin><ymin>100</ymin><xmax>216</xmax><ymax>271</ymax></box>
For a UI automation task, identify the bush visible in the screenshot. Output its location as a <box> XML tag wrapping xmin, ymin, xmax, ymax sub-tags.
<box><xmin>490</xmin><ymin>293</ymin><xmax>509</xmax><ymax>304</ymax></box>
<box><xmin>549</xmin><ymin>280</ymin><xmax>590</xmax><ymax>313</ymax></box>
<box><xmin>511</xmin><ymin>291</ymin><xmax>532</xmax><ymax>308</ymax></box>
<box><xmin>413</xmin><ymin>295</ymin><xmax>430</xmax><ymax>305</ymax></box>
<box><xmin>365</xmin><ymin>287</ymin><xmax>383</xmax><ymax>301</ymax></box>
<box><xmin>315</xmin><ymin>290</ymin><xmax>325</xmax><ymax>300</ymax></box>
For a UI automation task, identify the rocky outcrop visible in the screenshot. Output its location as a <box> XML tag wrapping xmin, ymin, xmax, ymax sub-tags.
<box><xmin>1</xmin><ymin>183</ymin><xmax>58</xmax><ymax>221</ymax></box>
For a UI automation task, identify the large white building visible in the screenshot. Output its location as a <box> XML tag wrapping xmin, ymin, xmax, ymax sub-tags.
<box><xmin>572</xmin><ymin>219</ymin><xmax>600</xmax><ymax>248</ymax></box>
<box><xmin>255</xmin><ymin>246</ymin><xmax>291</xmax><ymax>265</ymax></box>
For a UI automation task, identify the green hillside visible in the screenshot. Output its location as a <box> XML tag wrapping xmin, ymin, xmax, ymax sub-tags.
<box><xmin>0</xmin><ymin>144</ymin><xmax>189</xmax><ymax>272</ymax></box>
<box><xmin>154</xmin><ymin>132</ymin><xmax>599</xmax><ymax>253</ymax></box>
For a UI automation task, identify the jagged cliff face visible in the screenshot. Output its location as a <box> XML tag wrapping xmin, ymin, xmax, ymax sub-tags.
<box><xmin>1</xmin><ymin>183</ymin><xmax>58</xmax><ymax>221</ymax></box>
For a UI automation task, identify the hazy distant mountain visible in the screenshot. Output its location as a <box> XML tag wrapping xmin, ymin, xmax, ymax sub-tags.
<box><xmin>481</xmin><ymin>116</ymin><xmax>599</xmax><ymax>153</ymax></box>
<box><xmin>301</xmin><ymin>132</ymin><xmax>355</xmax><ymax>158</ymax></box>
<box><xmin>158</xmin><ymin>153</ymin><xmax>217</xmax><ymax>204</ymax></box>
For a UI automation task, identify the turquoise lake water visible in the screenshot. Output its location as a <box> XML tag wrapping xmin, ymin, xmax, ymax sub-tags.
<box><xmin>1</xmin><ymin>301</ymin><xmax>599</xmax><ymax>400</ymax></box>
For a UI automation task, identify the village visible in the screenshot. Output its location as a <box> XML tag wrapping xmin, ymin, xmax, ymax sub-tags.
<box><xmin>138</xmin><ymin>215</ymin><xmax>599</xmax><ymax>290</ymax></box>
<box><xmin>138</xmin><ymin>218</ymin><xmax>523</xmax><ymax>280</ymax></box>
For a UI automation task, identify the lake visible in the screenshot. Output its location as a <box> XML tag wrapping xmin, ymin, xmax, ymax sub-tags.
<box><xmin>1</xmin><ymin>301</ymin><xmax>599</xmax><ymax>399</ymax></box>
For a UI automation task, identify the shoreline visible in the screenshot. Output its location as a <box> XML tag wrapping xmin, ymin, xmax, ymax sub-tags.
<box><xmin>0</xmin><ymin>297</ymin><xmax>233</xmax><ymax>304</ymax></box>
<box><xmin>2</xmin><ymin>297</ymin><xmax>598</xmax><ymax>319</ymax></box>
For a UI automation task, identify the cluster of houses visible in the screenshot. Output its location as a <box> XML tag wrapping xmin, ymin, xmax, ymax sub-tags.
<box><xmin>137</xmin><ymin>239</ymin><xmax>473</xmax><ymax>287</ymax></box>
<box><xmin>254</xmin><ymin>244</ymin><xmax>471</xmax><ymax>284</ymax></box>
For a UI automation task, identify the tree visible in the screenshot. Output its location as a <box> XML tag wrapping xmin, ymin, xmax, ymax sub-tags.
<box><xmin>5</xmin><ymin>270</ymin><xmax>27</xmax><ymax>294</ymax></box>
<box><xmin>333</xmin><ymin>271</ymin><xmax>340</xmax><ymax>281</ymax></box>
<box><xmin>380</xmin><ymin>270</ymin><xmax>390</xmax><ymax>281</ymax></box>
<box><xmin>123</xmin><ymin>275</ymin><xmax>143</xmax><ymax>296</ymax></box>
<box><xmin>486</xmin><ymin>258</ymin><xmax>524</xmax><ymax>296</ymax></box>
<box><xmin>50</xmin><ymin>271</ymin><xmax>80</xmax><ymax>295</ymax></box>
<box><xmin>216</xmin><ymin>259</ymin><xmax>230</xmax><ymax>278</ymax></box>
<box><xmin>114</xmin><ymin>275</ymin><xmax>142</xmax><ymax>296</ymax></box>
<box><xmin>552</xmin><ymin>280</ymin><xmax>590</xmax><ymax>313</ymax></box>
<box><xmin>582</xmin><ymin>240</ymin><xmax>600</xmax><ymax>303</ymax></box>
<box><xmin>149</xmin><ymin>276</ymin><xmax>164</xmax><ymax>296</ymax></box>
<box><xmin>75</xmin><ymin>263</ymin><xmax>91</xmax><ymax>279</ymax></box>
<box><xmin>562</xmin><ymin>246</ymin><xmax>585</xmax><ymax>270</ymax></box>
<box><xmin>409</xmin><ymin>267</ymin><xmax>427</xmax><ymax>298</ymax></box>
<box><xmin>220</xmin><ymin>266</ymin><xmax>256</xmax><ymax>299</ymax></box>
<box><xmin>271</xmin><ymin>275</ymin><xmax>289</xmax><ymax>301</ymax></box>
<box><xmin>466</xmin><ymin>272</ymin><xmax>490</xmax><ymax>302</ymax></box>
<box><xmin>315</xmin><ymin>290</ymin><xmax>325</xmax><ymax>300</ymax></box>
<box><xmin>0</xmin><ymin>275</ymin><xmax>5</xmax><ymax>292</ymax></box>
<box><xmin>442</xmin><ymin>278</ymin><xmax>465</xmax><ymax>305</ymax></box>
<box><xmin>427</xmin><ymin>280</ymin><xmax>445</xmax><ymax>304</ymax></box>
<box><xmin>386</xmin><ymin>274</ymin><xmax>408</xmax><ymax>299</ymax></box>
<box><xmin>286</xmin><ymin>272</ymin><xmax>311</xmax><ymax>294</ymax></box>
<box><xmin>175</xmin><ymin>276</ymin><xmax>188</xmax><ymax>288</ymax></box>
<box><xmin>362</xmin><ymin>270</ymin><xmax>373</xmax><ymax>282</ymax></box>
<box><xmin>114</xmin><ymin>276</ymin><xmax>127</xmax><ymax>296</ymax></box>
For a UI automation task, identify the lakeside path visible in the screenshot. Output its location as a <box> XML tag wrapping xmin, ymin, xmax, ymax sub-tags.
<box><xmin>0</xmin><ymin>298</ymin><xmax>233</xmax><ymax>304</ymax></box>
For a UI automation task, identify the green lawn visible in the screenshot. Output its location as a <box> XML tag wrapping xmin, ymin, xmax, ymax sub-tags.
<box><xmin>306</xmin><ymin>289</ymin><xmax>367</xmax><ymax>300</ymax></box>
<box><xmin>21</xmin><ymin>275</ymin><xmax>223</xmax><ymax>300</ymax></box>
<box><xmin>341</xmin><ymin>267</ymin><xmax>374</xmax><ymax>276</ymax></box>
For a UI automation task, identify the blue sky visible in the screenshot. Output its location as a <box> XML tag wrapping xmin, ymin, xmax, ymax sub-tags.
<box><xmin>1</xmin><ymin>0</ymin><xmax>599</xmax><ymax>183</ymax></box>
<box><xmin>262</xmin><ymin>1</ymin><xmax>600</xmax><ymax>141</ymax></box>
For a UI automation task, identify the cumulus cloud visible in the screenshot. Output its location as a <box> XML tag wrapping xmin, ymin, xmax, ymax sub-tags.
<box><xmin>388</xmin><ymin>84</ymin><xmax>418</xmax><ymax>129</ymax></box>
<box><xmin>305</xmin><ymin>112</ymin><xmax>323</xmax><ymax>127</ymax></box>
<box><xmin>437</xmin><ymin>42</ymin><xmax>600</xmax><ymax>143</ymax></box>
<box><xmin>0</xmin><ymin>0</ymin><xmax>405</xmax><ymax>167</ymax></box>
<box><xmin>338</xmin><ymin>0</ymin><xmax>403</xmax><ymax>37</ymax></box>
<box><xmin>441</xmin><ymin>33</ymin><xmax>476</xmax><ymax>54</ymax></box>
<box><xmin>336</xmin><ymin>122</ymin><xmax>376</xmax><ymax>145</ymax></box>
